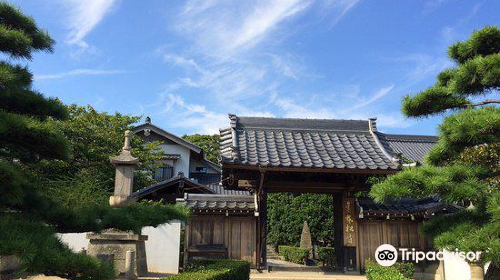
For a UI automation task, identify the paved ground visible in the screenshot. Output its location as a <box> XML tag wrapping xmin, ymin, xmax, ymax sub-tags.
<box><xmin>267</xmin><ymin>259</ymin><xmax>308</xmax><ymax>268</ymax></box>
<box><xmin>138</xmin><ymin>272</ymin><xmax>172</xmax><ymax>280</ymax></box>
<box><xmin>251</xmin><ymin>271</ymin><xmax>367</xmax><ymax>280</ymax></box>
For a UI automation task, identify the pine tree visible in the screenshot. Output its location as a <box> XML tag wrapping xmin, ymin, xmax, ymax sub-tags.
<box><xmin>370</xmin><ymin>26</ymin><xmax>499</xmax><ymax>278</ymax></box>
<box><xmin>0</xmin><ymin>3</ymin><xmax>187</xmax><ymax>279</ymax></box>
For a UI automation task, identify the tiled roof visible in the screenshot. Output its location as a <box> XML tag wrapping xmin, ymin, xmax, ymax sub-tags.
<box><xmin>130</xmin><ymin>174</ymin><xmax>214</xmax><ymax>199</ymax></box>
<box><xmin>357</xmin><ymin>196</ymin><xmax>461</xmax><ymax>219</ymax></box>
<box><xmin>163</xmin><ymin>154</ymin><xmax>181</xmax><ymax>160</ymax></box>
<box><xmin>179</xmin><ymin>194</ymin><xmax>255</xmax><ymax>212</ymax></box>
<box><xmin>220</xmin><ymin>115</ymin><xmax>401</xmax><ymax>171</ymax></box>
<box><xmin>378</xmin><ymin>134</ymin><xmax>438</xmax><ymax>163</ymax></box>
<box><xmin>133</xmin><ymin>122</ymin><xmax>202</xmax><ymax>154</ymax></box>
<box><xmin>207</xmin><ymin>184</ymin><xmax>251</xmax><ymax>195</ymax></box>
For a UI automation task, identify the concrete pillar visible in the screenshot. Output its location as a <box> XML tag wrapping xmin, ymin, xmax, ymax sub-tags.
<box><xmin>125</xmin><ymin>250</ymin><xmax>137</xmax><ymax>279</ymax></box>
<box><xmin>470</xmin><ymin>262</ymin><xmax>484</xmax><ymax>280</ymax></box>
<box><xmin>109</xmin><ymin>130</ymin><xmax>141</xmax><ymax>207</ymax></box>
<box><xmin>434</xmin><ymin>259</ymin><xmax>445</xmax><ymax>280</ymax></box>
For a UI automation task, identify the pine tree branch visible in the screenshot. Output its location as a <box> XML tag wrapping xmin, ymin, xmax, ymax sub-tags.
<box><xmin>467</xmin><ymin>99</ymin><xmax>500</xmax><ymax>107</ymax></box>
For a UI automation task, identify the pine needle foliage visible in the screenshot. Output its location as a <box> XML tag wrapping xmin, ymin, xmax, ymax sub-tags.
<box><xmin>402</xmin><ymin>26</ymin><xmax>500</xmax><ymax>117</ymax></box>
<box><xmin>0</xmin><ymin>2</ymin><xmax>188</xmax><ymax>279</ymax></box>
<box><xmin>370</xmin><ymin>26</ymin><xmax>500</xmax><ymax>267</ymax></box>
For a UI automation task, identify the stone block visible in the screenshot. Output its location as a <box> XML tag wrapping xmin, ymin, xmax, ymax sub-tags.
<box><xmin>87</xmin><ymin>230</ymin><xmax>148</xmax><ymax>276</ymax></box>
<box><xmin>0</xmin><ymin>255</ymin><xmax>21</xmax><ymax>280</ymax></box>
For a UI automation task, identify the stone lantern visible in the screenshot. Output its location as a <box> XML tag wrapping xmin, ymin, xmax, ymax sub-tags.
<box><xmin>87</xmin><ymin>130</ymin><xmax>148</xmax><ymax>278</ymax></box>
<box><xmin>109</xmin><ymin>130</ymin><xmax>141</xmax><ymax>207</ymax></box>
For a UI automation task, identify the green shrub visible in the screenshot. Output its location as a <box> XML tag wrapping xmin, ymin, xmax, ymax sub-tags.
<box><xmin>316</xmin><ymin>247</ymin><xmax>335</xmax><ymax>266</ymax></box>
<box><xmin>164</xmin><ymin>259</ymin><xmax>250</xmax><ymax>280</ymax></box>
<box><xmin>0</xmin><ymin>214</ymin><xmax>114</xmax><ymax>280</ymax></box>
<box><xmin>365</xmin><ymin>259</ymin><xmax>413</xmax><ymax>280</ymax></box>
<box><xmin>268</xmin><ymin>193</ymin><xmax>334</xmax><ymax>247</ymax></box>
<box><xmin>392</xmin><ymin>262</ymin><xmax>415</xmax><ymax>278</ymax></box>
<box><xmin>278</xmin><ymin>246</ymin><xmax>309</xmax><ymax>264</ymax></box>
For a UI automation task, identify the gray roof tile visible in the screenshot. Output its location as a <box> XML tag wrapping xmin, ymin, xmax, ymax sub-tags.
<box><xmin>220</xmin><ymin>115</ymin><xmax>401</xmax><ymax>170</ymax></box>
<box><xmin>357</xmin><ymin>196</ymin><xmax>461</xmax><ymax>218</ymax></box>
<box><xmin>378</xmin><ymin>133</ymin><xmax>438</xmax><ymax>163</ymax></box>
<box><xmin>180</xmin><ymin>194</ymin><xmax>254</xmax><ymax>212</ymax></box>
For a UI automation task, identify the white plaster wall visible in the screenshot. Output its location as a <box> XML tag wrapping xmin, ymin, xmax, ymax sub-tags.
<box><xmin>58</xmin><ymin>222</ymin><xmax>182</xmax><ymax>274</ymax></box>
<box><xmin>142</xmin><ymin>222</ymin><xmax>181</xmax><ymax>274</ymax></box>
<box><xmin>57</xmin><ymin>232</ymin><xmax>89</xmax><ymax>252</ymax></box>
<box><xmin>159</xmin><ymin>144</ymin><xmax>190</xmax><ymax>176</ymax></box>
<box><xmin>443</xmin><ymin>251</ymin><xmax>488</xmax><ymax>280</ymax></box>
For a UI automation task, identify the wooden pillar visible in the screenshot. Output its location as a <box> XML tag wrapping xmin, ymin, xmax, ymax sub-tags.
<box><xmin>342</xmin><ymin>195</ymin><xmax>357</xmax><ymax>272</ymax></box>
<box><xmin>183</xmin><ymin>221</ymin><xmax>190</xmax><ymax>266</ymax></box>
<box><xmin>256</xmin><ymin>170</ymin><xmax>267</xmax><ymax>270</ymax></box>
<box><xmin>259</xmin><ymin>189</ymin><xmax>268</xmax><ymax>269</ymax></box>
<box><xmin>333</xmin><ymin>194</ymin><xmax>344</xmax><ymax>270</ymax></box>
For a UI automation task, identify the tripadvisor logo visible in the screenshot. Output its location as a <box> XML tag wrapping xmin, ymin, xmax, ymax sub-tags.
<box><xmin>375</xmin><ymin>244</ymin><xmax>482</xmax><ymax>266</ymax></box>
<box><xmin>375</xmin><ymin>244</ymin><xmax>398</xmax><ymax>266</ymax></box>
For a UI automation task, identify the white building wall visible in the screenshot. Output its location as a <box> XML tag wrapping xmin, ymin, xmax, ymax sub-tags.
<box><xmin>442</xmin><ymin>251</ymin><xmax>488</xmax><ymax>280</ymax></box>
<box><xmin>159</xmin><ymin>143</ymin><xmax>190</xmax><ymax>176</ymax></box>
<box><xmin>142</xmin><ymin>222</ymin><xmax>181</xmax><ymax>274</ymax></box>
<box><xmin>57</xmin><ymin>232</ymin><xmax>88</xmax><ymax>252</ymax></box>
<box><xmin>58</xmin><ymin>222</ymin><xmax>181</xmax><ymax>274</ymax></box>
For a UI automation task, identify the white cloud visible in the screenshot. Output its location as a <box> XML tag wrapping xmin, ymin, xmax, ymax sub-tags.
<box><xmin>393</xmin><ymin>54</ymin><xmax>453</xmax><ymax>83</ymax></box>
<box><xmin>34</xmin><ymin>69</ymin><xmax>126</xmax><ymax>80</ymax></box>
<box><xmin>272</xmin><ymin>94</ymin><xmax>336</xmax><ymax>119</ymax></box>
<box><xmin>350</xmin><ymin>84</ymin><xmax>394</xmax><ymax>109</ymax></box>
<box><xmin>321</xmin><ymin>0</ymin><xmax>362</xmax><ymax>26</ymax></box>
<box><xmin>158</xmin><ymin>93</ymin><xmax>232</xmax><ymax>134</ymax></box>
<box><xmin>61</xmin><ymin>0</ymin><xmax>118</xmax><ymax>49</ymax></box>
<box><xmin>153</xmin><ymin>0</ymin><xmax>367</xmax><ymax>132</ymax></box>
<box><xmin>177</xmin><ymin>0</ymin><xmax>312</xmax><ymax>56</ymax></box>
<box><xmin>423</xmin><ymin>0</ymin><xmax>456</xmax><ymax>14</ymax></box>
<box><xmin>226</xmin><ymin>0</ymin><xmax>311</xmax><ymax>52</ymax></box>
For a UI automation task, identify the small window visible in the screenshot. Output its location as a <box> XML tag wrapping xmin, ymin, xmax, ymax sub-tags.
<box><xmin>154</xmin><ymin>166</ymin><xmax>174</xmax><ymax>181</ymax></box>
<box><xmin>195</xmin><ymin>167</ymin><xmax>207</xmax><ymax>173</ymax></box>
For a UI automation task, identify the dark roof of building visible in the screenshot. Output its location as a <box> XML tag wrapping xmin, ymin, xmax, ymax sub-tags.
<box><xmin>163</xmin><ymin>154</ymin><xmax>181</xmax><ymax>160</ymax></box>
<box><xmin>356</xmin><ymin>196</ymin><xmax>461</xmax><ymax>219</ymax></box>
<box><xmin>133</xmin><ymin>122</ymin><xmax>203</xmax><ymax>154</ymax></box>
<box><xmin>133</xmin><ymin>120</ymin><xmax>222</xmax><ymax>172</ymax></box>
<box><xmin>130</xmin><ymin>174</ymin><xmax>215</xmax><ymax>199</ymax></box>
<box><xmin>220</xmin><ymin>115</ymin><xmax>402</xmax><ymax>171</ymax></box>
<box><xmin>202</xmin><ymin>158</ymin><xmax>222</xmax><ymax>173</ymax></box>
<box><xmin>378</xmin><ymin>133</ymin><xmax>439</xmax><ymax>163</ymax></box>
<box><xmin>178</xmin><ymin>193</ymin><xmax>255</xmax><ymax>213</ymax></box>
<box><xmin>207</xmin><ymin>184</ymin><xmax>251</xmax><ymax>195</ymax></box>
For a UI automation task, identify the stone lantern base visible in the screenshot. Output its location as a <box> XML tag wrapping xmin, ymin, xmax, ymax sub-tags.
<box><xmin>87</xmin><ymin>230</ymin><xmax>148</xmax><ymax>276</ymax></box>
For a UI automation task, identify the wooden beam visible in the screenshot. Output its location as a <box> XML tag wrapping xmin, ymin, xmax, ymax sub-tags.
<box><xmin>223</xmin><ymin>163</ymin><xmax>399</xmax><ymax>175</ymax></box>
<box><xmin>266</xmin><ymin>180</ymin><xmax>349</xmax><ymax>193</ymax></box>
<box><xmin>238</xmin><ymin>180</ymin><xmax>257</xmax><ymax>188</ymax></box>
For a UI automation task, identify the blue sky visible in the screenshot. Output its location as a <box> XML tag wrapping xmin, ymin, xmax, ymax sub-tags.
<box><xmin>7</xmin><ymin>0</ymin><xmax>499</xmax><ymax>135</ymax></box>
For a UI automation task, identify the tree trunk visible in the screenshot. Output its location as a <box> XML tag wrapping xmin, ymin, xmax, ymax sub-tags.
<box><xmin>485</xmin><ymin>263</ymin><xmax>500</xmax><ymax>280</ymax></box>
<box><xmin>470</xmin><ymin>262</ymin><xmax>485</xmax><ymax>280</ymax></box>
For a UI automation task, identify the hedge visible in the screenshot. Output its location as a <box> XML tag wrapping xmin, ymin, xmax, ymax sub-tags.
<box><xmin>316</xmin><ymin>247</ymin><xmax>335</xmax><ymax>266</ymax></box>
<box><xmin>0</xmin><ymin>214</ymin><xmax>114</xmax><ymax>280</ymax></box>
<box><xmin>163</xmin><ymin>259</ymin><xmax>250</xmax><ymax>280</ymax></box>
<box><xmin>392</xmin><ymin>262</ymin><xmax>415</xmax><ymax>278</ymax></box>
<box><xmin>278</xmin><ymin>246</ymin><xmax>309</xmax><ymax>264</ymax></box>
<box><xmin>365</xmin><ymin>259</ymin><xmax>414</xmax><ymax>280</ymax></box>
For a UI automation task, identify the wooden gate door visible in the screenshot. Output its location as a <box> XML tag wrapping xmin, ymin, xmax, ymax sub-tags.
<box><xmin>228</xmin><ymin>217</ymin><xmax>256</xmax><ymax>265</ymax></box>
<box><xmin>358</xmin><ymin>221</ymin><xmax>383</xmax><ymax>270</ymax></box>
